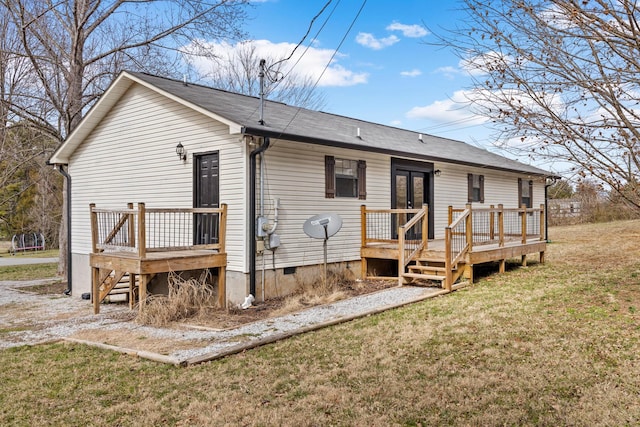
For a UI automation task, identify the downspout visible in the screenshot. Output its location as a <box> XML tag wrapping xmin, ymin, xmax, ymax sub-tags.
<box><xmin>55</xmin><ymin>164</ymin><xmax>72</xmax><ymax>296</ymax></box>
<box><xmin>249</xmin><ymin>137</ymin><xmax>270</xmax><ymax>297</ymax></box>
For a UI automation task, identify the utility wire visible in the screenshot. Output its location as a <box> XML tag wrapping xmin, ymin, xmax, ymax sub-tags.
<box><xmin>276</xmin><ymin>0</ymin><xmax>367</xmax><ymax>136</ymax></box>
<box><xmin>265</xmin><ymin>0</ymin><xmax>334</xmax><ymax>83</ymax></box>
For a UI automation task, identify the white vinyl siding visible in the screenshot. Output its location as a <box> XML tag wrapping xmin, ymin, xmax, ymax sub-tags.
<box><xmin>431</xmin><ymin>162</ymin><xmax>544</xmax><ymax>238</ymax></box>
<box><xmin>256</xmin><ymin>140</ymin><xmax>388</xmax><ymax>269</ymax></box>
<box><xmin>69</xmin><ymin>84</ymin><xmax>247</xmax><ymax>271</ymax></box>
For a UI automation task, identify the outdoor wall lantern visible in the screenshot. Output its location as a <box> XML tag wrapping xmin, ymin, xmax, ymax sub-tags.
<box><xmin>434</xmin><ymin>169</ymin><xmax>442</xmax><ymax>177</ymax></box>
<box><xmin>176</xmin><ymin>142</ymin><xmax>187</xmax><ymax>161</ymax></box>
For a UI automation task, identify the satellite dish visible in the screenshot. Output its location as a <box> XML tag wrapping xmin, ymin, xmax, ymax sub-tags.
<box><xmin>303</xmin><ymin>213</ymin><xmax>343</xmax><ymax>286</ymax></box>
<box><xmin>303</xmin><ymin>213</ymin><xmax>343</xmax><ymax>239</ymax></box>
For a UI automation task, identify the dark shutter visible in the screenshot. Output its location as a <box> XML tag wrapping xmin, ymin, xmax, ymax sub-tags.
<box><xmin>528</xmin><ymin>180</ymin><xmax>533</xmax><ymax>208</ymax></box>
<box><xmin>467</xmin><ymin>173</ymin><xmax>473</xmax><ymax>203</ymax></box>
<box><xmin>518</xmin><ymin>178</ymin><xmax>522</xmax><ymax>207</ymax></box>
<box><xmin>358</xmin><ymin>160</ymin><xmax>366</xmax><ymax>200</ymax></box>
<box><xmin>325</xmin><ymin>155</ymin><xmax>335</xmax><ymax>198</ymax></box>
<box><xmin>479</xmin><ymin>175</ymin><xmax>485</xmax><ymax>203</ymax></box>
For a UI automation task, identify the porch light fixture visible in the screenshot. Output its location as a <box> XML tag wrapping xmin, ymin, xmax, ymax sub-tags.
<box><xmin>176</xmin><ymin>142</ymin><xmax>186</xmax><ymax>161</ymax></box>
<box><xmin>434</xmin><ymin>169</ymin><xmax>441</xmax><ymax>177</ymax></box>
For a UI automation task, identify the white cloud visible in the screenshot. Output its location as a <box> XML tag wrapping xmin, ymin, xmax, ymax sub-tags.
<box><xmin>386</xmin><ymin>22</ymin><xmax>428</xmax><ymax>38</ymax></box>
<box><xmin>355</xmin><ymin>32</ymin><xmax>400</xmax><ymax>50</ymax></box>
<box><xmin>400</xmin><ymin>69</ymin><xmax>422</xmax><ymax>77</ymax></box>
<box><xmin>185</xmin><ymin>39</ymin><xmax>368</xmax><ymax>87</ymax></box>
<box><xmin>406</xmin><ymin>90</ymin><xmax>489</xmax><ymax>125</ymax></box>
<box><xmin>390</xmin><ymin>119</ymin><xmax>402</xmax><ymax>126</ymax></box>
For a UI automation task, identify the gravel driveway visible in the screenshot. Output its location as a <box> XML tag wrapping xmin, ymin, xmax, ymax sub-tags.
<box><xmin>0</xmin><ymin>278</ymin><xmax>446</xmax><ymax>365</ymax></box>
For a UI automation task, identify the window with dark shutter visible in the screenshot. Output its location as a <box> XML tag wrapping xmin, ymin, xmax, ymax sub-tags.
<box><xmin>518</xmin><ymin>178</ymin><xmax>533</xmax><ymax>208</ymax></box>
<box><xmin>325</xmin><ymin>156</ymin><xmax>366</xmax><ymax>199</ymax></box>
<box><xmin>468</xmin><ymin>173</ymin><xmax>484</xmax><ymax>203</ymax></box>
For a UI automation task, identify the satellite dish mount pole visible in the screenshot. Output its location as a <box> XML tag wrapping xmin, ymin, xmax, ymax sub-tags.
<box><xmin>323</xmin><ymin>223</ymin><xmax>328</xmax><ymax>287</ymax></box>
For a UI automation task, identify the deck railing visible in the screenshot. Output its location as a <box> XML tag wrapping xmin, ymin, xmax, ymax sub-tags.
<box><xmin>398</xmin><ymin>205</ymin><xmax>429</xmax><ymax>269</ymax></box>
<box><xmin>90</xmin><ymin>203</ymin><xmax>227</xmax><ymax>257</ymax></box>
<box><xmin>360</xmin><ymin>205</ymin><xmax>422</xmax><ymax>245</ymax></box>
<box><xmin>447</xmin><ymin>204</ymin><xmax>544</xmax><ymax>247</ymax></box>
<box><xmin>445</xmin><ymin>207</ymin><xmax>471</xmax><ymax>290</ymax></box>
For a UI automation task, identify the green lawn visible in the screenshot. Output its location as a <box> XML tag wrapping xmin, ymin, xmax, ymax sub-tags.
<box><xmin>0</xmin><ymin>263</ymin><xmax>59</xmax><ymax>281</ymax></box>
<box><xmin>1</xmin><ymin>221</ymin><xmax>639</xmax><ymax>426</ymax></box>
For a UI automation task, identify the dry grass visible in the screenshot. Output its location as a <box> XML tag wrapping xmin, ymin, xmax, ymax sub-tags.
<box><xmin>268</xmin><ymin>268</ymin><xmax>355</xmax><ymax>317</ymax></box>
<box><xmin>135</xmin><ymin>271</ymin><xmax>217</xmax><ymax>326</ymax></box>
<box><xmin>1</xmin><ymin>220</ymin><xmax>640</xmax><ymax>426</ymax></box>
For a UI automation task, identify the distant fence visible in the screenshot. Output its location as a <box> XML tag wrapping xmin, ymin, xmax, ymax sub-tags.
<box><xmin>11</xmin><ymin>232</ymin><xmax>46</xmax><ymax>253</ymax></box>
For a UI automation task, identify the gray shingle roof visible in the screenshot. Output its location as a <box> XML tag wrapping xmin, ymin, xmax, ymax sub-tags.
<box><xmin>128</xmin><ymin>72</ymin><xmax>550</xmax><ymax>176</ymax></box>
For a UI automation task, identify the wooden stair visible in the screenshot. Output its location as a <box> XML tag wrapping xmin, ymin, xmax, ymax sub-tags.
<box><xmin>400</xmin><ymin>250</ymin><xmax>467</xmax><ymax>290</ymax></box>
<box><xmin>95</xmin><ymin>271</ymin><xmax>138</xmax><ymax>308</ymax></box>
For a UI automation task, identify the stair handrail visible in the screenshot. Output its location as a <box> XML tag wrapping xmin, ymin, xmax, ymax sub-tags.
<box><xmin>398</xmin><ymin>205</ymin><xmax>429</xmax><ymax>281</ymax></box>
<box><xmin>444</xmin><ymin>206</ymin><xmax>471</xmax><ymax>291</ymax></box>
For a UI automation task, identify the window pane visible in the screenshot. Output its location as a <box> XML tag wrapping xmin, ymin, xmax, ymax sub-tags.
<box><xmin>413</xmin><ymin>176</ymin><xmax>424</xmax><ymax>207</ymax></box>
<box><xmin>335</xmin><ymin>158</ymin><xmax>358</xmax><ymax>198</ymax></box>
<box><xmin>336</xmin><ymin>176</ymin><xmax>357</xmax><ymax>197</ymax></box>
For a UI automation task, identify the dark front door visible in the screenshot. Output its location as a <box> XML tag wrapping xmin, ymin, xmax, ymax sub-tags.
<box><xmin>194</xmin><ymin>152</ymin><xmax>219</xmax><ymax>245</ymax></box>
<box><xmin>391</xmin><ymin>158</ymin><xmax>434</xmax><ymax>239</ymax></box>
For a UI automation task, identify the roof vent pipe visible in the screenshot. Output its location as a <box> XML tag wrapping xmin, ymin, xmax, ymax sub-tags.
<box><xmin>357</xmin><ymin>127</ymin><xmax>361</xmax><ymax>139</ymax></box>
<box><xmin>418</xmin><ymin>133</ymin><xmax>423</xmax><ymax>143</ymax></box>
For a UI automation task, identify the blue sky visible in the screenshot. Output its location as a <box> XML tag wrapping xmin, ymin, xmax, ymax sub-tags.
<box><xmin>191</xmin><ymin>0</ymin><xmax>536</xmax><ymax>166</ymax></box>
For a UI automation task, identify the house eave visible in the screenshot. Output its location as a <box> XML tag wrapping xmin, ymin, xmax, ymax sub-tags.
<box><xmin>242</xmin><ymin>126</ymin><xmax>551</xmax><ymax>178</ymax></box>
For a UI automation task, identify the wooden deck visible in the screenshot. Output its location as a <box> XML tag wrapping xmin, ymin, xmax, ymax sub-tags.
<box><xmin>361</xmin><ymin>204</ymin><xmax>546</xmax><ymax>290</ymax></box>
<box><xmin>89</xmin><ymin>203</ymin><xmax>227</xmax><ymax>313</ymax></box>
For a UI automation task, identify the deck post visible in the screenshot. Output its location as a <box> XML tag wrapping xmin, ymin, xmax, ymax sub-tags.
<box><xmin>465</xmin><ymin>203</ymin><xmax>473</xmax><ymax>252</ymax></box>
<box><xmin>498</xmin><ymin>204</ymin><xmax>504</xmax><ymax>247</ymax></box>
<box><xmin>138</xmin><ymin>203</ymin><xmax>146</xmax><ymax>258</ymax></box>
<box><xmin>521</xmin><ymin>204</ymin><xmax>527</xmax><ymax>244</ymax></box>
<box><xmin>360</xmin><ymin>205</ymin><xmax>366</xmax><ymax>248</ymax></box>
<box><xmin>218</xmin><ymin>266</ymin><xmax>226</xmax><ymax>308</ymax></box>
<box><xmin>92</xmin><ymin>267</ymin><xmax>100</xmax><ymax>314</ymax></box>
<box><xmin>422</xmin><ymin>204</ymin><xmax>428</xmax><ymax>250</ymax></box>
<box><xmin>360</xmin><ymin>205</ymin><xmax>367</xmax><ymax>279</ymax></box>
<box><xmin>138</xmin><ymin>274</ymin><xmax>148</xmax><ymax>313</ymax></box>
<box><xmin>489</xmin><ymin>205</ymin><xmax>495</xmax><ymax>240</ymax></box>
<box><xmin>448</xmin><ymin>205</ymin><xmax>453</xmax><ymax>225</ymax></box>
<box><xmin>127</xmin><ymin>202</ymin><xmax>135</xmax><ymax>248</ymax></box>
<box><xmin>539</xmin><ymin>203</ymin><xmax>545</xmax><ymax>241</ymax></box>
<box><xmin>219</xmin><ymin>203</ymin><xmax>228</xmax><ymax>253</ymax></box>
<box><xmin>89</xmin><ymin>203</ymin><xmax>98</xmax><ymax>254</ymax></box>
<box><xmin>398</xmin><ymin>224</ymin><xmax>406</xmax><ymax>286</ymax></box>
<box><xmin>444</xmin><ymin>227</ymin><xmax>453</xmax><ymax>291</ymax></box>
<box><xmin>129</xmin><ymin>273</ymin><xmax>136</xmax><ymax>309</ymax></box>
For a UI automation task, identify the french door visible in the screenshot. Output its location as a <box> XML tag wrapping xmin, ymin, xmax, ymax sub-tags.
<box><xmin>391</xmin><ymin>158</ymin><xmax>434</xmax><ymax>239</ymax></box>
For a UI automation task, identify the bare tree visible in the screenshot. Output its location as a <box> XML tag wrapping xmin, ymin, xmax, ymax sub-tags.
<box><xmin>199</xmin><ymin>42</ymin><xmax>327</xmax><ymax>110</ymax></box>
<box><xmin>0</xmin><ymin>0</ymin><xmax>250</xmax><ymax>277</ymax></box>
<box><xmin>435</xmin><ymin>0</ymin><xmax>640</xmax><ymax>210</ymax></box>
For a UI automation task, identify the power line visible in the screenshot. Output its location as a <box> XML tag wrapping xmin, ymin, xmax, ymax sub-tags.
<box><xmin>277</xmin><ymin>0</ymin><xmax>367</xmax><ymax>135</ymax></box>
<box><xmin>265</xmin><ymin>0</ymin><xmax>335</xmax><ymax>83</ymax></box>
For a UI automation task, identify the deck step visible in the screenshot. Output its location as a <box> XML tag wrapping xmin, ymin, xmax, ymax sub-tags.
<box><xmin>402</xmin><ymin>272</ymin><xmax>446</xmax><ymax>281</ymax></box>
<box><xmin>409</xmin><ymin>265</ymin><xmax>447</xmax><ymax>273</ymax></box>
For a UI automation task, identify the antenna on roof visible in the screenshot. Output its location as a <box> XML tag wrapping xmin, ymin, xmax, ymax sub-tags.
<box><xmin>259</xmin><ymin>59</ymin><xmax>266</xmax><ymax>125</ymax></box>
